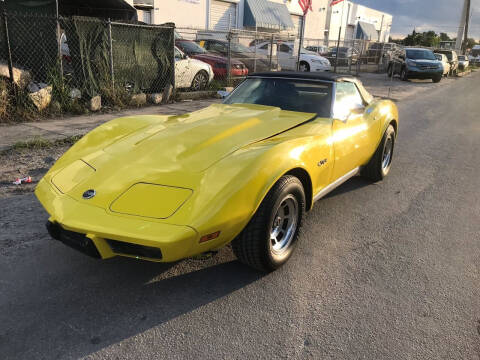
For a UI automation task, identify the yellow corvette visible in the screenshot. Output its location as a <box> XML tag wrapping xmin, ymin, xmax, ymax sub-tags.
<box><xmin>35</xmin><ymin>72</ymin><xmax>398</xmax><ymax>272</ymax></box>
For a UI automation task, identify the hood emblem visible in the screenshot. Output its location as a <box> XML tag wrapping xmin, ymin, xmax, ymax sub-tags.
<box><xmin>82</xmin><ymin>189</ymin><xmax>96</xmax><ymax>199</ymax></box>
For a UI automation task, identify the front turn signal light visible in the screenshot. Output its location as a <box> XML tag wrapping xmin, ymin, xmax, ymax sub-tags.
<box><xmin>199</xmin><ymin>231</ymin><xmax>221</xmax><ymax>243</ymax></box>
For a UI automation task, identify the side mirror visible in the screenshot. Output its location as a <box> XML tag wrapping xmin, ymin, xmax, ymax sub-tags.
<box><xmin>334</xmin><ymin>105</ymin><xmax>364</xmax><ymax>122</ymax></box>
<box><xmin>350</xmin><ymin>105</ymin><xmax>365</xmax><ymax>116</ymax></box>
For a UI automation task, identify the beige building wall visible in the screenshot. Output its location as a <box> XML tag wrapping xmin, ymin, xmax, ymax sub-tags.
<box><xmin>350</xmin><ymin>4</ymin><xmax>393</xmax><ymax>41</ymax></box>
<box><xmin>303</xmin><ymin>0</ymin><xmax>329</xmax><ymax>39</ymax></box>
<box><xmin>327</xmin><ymin>1</ymin><xmax>392</xmax><ymax>42</ymax></box>
<box><xmin>151</xmin><ymin>0</ymin><xmax>208</xmax><ymax>28</ymax></box>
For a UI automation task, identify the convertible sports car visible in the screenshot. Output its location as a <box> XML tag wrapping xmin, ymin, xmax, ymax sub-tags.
<box><xmin>35</xmin><ymin>72</ymin><xmax>398</xmax><ymax>272</ymax></box>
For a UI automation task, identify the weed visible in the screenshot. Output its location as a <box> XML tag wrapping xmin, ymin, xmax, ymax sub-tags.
<box><xmin>6</xmin><ymin>134</ymin><xmax>83</xmax><ymax>154</ymax></box>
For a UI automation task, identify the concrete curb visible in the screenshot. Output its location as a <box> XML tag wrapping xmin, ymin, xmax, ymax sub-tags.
<box><xmin>175</xmin><ymin>91</ymin><xmax>219</xmax><ymax>101</ymax></box>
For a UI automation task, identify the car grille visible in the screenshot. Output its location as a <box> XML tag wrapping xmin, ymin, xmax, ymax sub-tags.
<box><xmin>418</xmin><ymin>65</ymin><xmax>438</xmax><ymax>70</ymax></box>
<box><xmin>106</xmin><ymin>239</ymin><xmax>163</xmax><ymax>260</ymax></box>
<box><xmin>46</xmin><ymin>221</ymin><xmax>101</xmax><ymax>259</ymax></box>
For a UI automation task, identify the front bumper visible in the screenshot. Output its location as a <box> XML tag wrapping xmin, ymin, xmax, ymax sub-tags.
<box><xmin>406</xmin><ymin>67</ymin><xmax>443</xmax><ymax>79</ymax></box>
<box><xmin>36</xmin><ymin>178</ymin><xmax>199</xmax><ymax>262</ymax></box>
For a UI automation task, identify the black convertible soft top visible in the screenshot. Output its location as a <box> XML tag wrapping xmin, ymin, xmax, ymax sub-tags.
<box><xmin>248</xmin><ymin>72</ymin><xmax>373</xmax><ymax>104</ymax></box>
<box><xmin>249</xmin><ymin>71</ymin><xmax>358</xmax><ymax>83</ymax></box>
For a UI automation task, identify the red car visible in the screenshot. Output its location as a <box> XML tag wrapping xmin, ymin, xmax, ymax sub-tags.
<box><xmin>176</xmin><ymin>39</ymin><xmax>248</xmax><ymax>79</ymax></box>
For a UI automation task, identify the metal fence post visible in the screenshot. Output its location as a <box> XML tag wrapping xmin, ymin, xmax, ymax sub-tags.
<box><xmin>269</xmin><ymin>34</ymin><xmax>274</xmax><ymax>70</ymax></box>
<box><xmin>253</xmin><ymin>30</ymin><xmax>257</xmax><ymax>73</ymax></box>
<box><xmin>171</xmin><ymin>24</ymin><xmax>175</xmax><ymax>98</ymax></box>
<box><xmin>107</xmin><ymin>18</ymin><xmax>114</xmax><ymax>92</ymax></box>
<box><xmin>55</xmin><ymin>1</ymin><xmax>63</xmax><ymax>79</ymax></box>
<box><xmin>1</xmin><ymin>3</ymin><xmax>14</xmax><ymax>84</ymax></box>
<box><xmin>227</xmin><ymin>32</ymin><xmax>232</xmax><ymax>86</ymax></box>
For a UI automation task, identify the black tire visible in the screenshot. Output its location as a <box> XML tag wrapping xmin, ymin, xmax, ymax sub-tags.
<box><xmin>190</xmin><ymin>70</ymin><xmax>209</xmax><ymax>91</ymax></box>
<box><xmin>232</xmin><ymin>176</ymin><xmax>305</xmax><ymax>272</ymax></box>
<box><xmin>433</xmin><ymin>75</ymin><xmax>442</xmax><ymax>83</ymax></box>
<box><xmin>299</xmin><ymin>61</ymin><xmax>310</xmax><ymax>72</ymax></box>
<box><xmin>362</xmin><ymin>125</ymin><xmax>396</xmax><ymax>182</ymax></box>
<box><xmin>400</xmin><ymin>67</ymin><xmax>408</xmax><ymax>81</ymax></box>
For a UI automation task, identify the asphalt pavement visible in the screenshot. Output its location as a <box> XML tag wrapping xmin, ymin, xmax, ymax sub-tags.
<box><xmin>1</xmin><ymin>72</ymin><xmax>479</xmax><ymax>359</ymax></box>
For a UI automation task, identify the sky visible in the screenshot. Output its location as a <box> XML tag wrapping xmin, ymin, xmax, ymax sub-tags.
<box><xmin>354</xmin><ymin>0</ymin><xmax>480</xmax><ymax>40</ymax></box>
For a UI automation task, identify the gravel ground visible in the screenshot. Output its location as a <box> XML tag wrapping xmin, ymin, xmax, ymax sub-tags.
<box><xmin>0</xmin><ymin>144</ymin><xmax>70</xmax><ymax>198</ymax></box>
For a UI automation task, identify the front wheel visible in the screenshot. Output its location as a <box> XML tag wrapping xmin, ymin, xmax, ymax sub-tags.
<box><xmin>299</xmin><ymin>61</ymin><xmax>310</xmax><ymax>72</ymax></box>
<box><xmin>190</xmin><ymin>70</ymin><xmax>209</xmax><ymax>91</ymax></box>
<box><xmin>433</xmin><ymin>75</ymin><xmax>442</xmax><ymax>83</ymax></box>
<box><xmin>400</xmin><ymin>67</ymin><xmax>408</xmax><ymax>81</ymax></box>
<box><xmin>232</xmin><ymin>176</ymin><xmax>305</xmax><ymax>272</ymax></box>
<box><xmin>362</xmin><ymin>125</ymin><xmax>396</xmax><ymax>182</ymax></box>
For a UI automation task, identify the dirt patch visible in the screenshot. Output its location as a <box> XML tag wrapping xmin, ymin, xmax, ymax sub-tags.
<box><xmin>0</xmin><ymin>143</ymin><xmax>72</xmax><ymax>198</ymax></box>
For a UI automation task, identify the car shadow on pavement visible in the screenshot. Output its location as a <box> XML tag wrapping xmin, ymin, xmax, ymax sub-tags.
<box><xmin>1</xmin><ymin>240</ymin><xmax>263</xmax><ymax>359</ymax></box>
<box><xmin>324</xmin><ymin>176</ymin><xmax>372</xmax><ymax>199</ymax></box>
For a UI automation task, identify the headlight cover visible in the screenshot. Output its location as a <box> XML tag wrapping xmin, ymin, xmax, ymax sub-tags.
<box><xmin>110</xmin><ymin>183</ymin><xmax>193</xmax><ymax>219</ymax></box>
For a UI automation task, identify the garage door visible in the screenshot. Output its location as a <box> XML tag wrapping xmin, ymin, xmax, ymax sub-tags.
<box><xmin>210</xmin><ymin>0</ymin><xmax>237</xmax><ymax>31</ymax></box>
<box><xmin>291</xmin><ymin>14</ymin><xmax>303</xmax><ymax>38</ymax></box>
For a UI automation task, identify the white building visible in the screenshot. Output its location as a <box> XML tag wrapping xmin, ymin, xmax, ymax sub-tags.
<box><xmin>124</xmin><ymin>0</ymin><xmax>391</xmax><ymax>43</ymax></box>
<box><xmin>326</xmin><ymin>1</ymin><xmax>392</xmax><ymax>43</ymax></box>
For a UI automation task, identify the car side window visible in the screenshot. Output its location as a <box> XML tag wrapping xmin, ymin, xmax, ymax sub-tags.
<box><xmin>279</xmin><ymin>44</ymin><xmax>291</xmax><ymax>54</ymax></box>
<box><xmin>210</xmin><ymin>42</ymin><xmax>226</xmax><ymax>53</ymax></box>
<box><xmin>260</xmin><ymin>43</ymin><xmax>268</xmax><ymax>50</ymax></box>
<box><xmin>174</xmin><ymin>48</ymin><xmax>182</xmax><ymax>61</ymax></box>
<box><xmin>333</xmin><ymin>82</ymin><xmax>365</xmax><ymax>120</ymax></box>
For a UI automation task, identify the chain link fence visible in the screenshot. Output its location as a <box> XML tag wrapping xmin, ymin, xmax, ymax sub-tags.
<box><xmin>0</xmin><ymin>11</ymin><xmax>174</xmax><ymax>122</ymax></box>
<box><xmin>175</xmin><ymin>27</ymin><xmax>398</xmax><ymax>90</ymax></box>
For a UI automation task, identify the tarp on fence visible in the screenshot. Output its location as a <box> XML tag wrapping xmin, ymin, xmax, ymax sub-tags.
<box><xmin>62</xmin><ymin>17</ymin><xmax>174</xmax><ymax>96</ymax></box>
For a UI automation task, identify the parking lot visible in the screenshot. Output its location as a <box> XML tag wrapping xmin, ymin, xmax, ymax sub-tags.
<box><xmin>1</xmin><ymin>71</ymin><xmax>479</xmax><ymax>359</ymax></box>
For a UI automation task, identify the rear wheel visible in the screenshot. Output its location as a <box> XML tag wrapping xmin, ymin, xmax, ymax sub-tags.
<box><xmin>232</xmin><ymin>176</ymin><xmax>305</xmax><ymax>272</ymax></box>
<box><xmin>362</xmin><ymin>125</ymin><xmax>396</xmax><ymax>182</ymax></box>
<box><xmin>190</xmin><ymin>70</ymin><xmax>209</xmax><ymax>91</ymax></box>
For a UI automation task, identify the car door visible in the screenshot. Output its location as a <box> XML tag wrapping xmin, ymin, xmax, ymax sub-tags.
<box><xmin>331</xmin><ymin>82</ymin><xmax>379</xmax><ymax>181</ymax></box>
<box><xmin>174</xmin><ymin>47</ymin><xmax>190</xmax><ymax>88</ymax></box>
<box><xmin>278</xmin><ymin>44</ymin><xmax>295</xmax><ymax>70</ymax></box>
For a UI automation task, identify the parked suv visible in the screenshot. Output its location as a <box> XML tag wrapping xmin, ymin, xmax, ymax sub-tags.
<box><xmin>434</xmin><ymin>49</ymin><xmax>459</xmax><ymax>76</ymax></box>
<box><xmin>388</xmin><ymin>47</ymin><xmax>443</xmax><ymax>83</ymax></box>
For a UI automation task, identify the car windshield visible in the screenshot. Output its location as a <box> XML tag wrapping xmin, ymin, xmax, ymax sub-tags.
<box><xmin>231</xmin><ymin>42</ymin><xmax>253</xmax><ymax>53</ymax></box>
<box><xmin>406</xmin><ymin>49</ymin><xmax>437</xmax><ymax>60</ymax></box>
<box><xmin>223</xmin><ymin>78</ymin><xmax>333</xmax><ymax>117</ymax></box>
<box><xmin>178</xmin><ymin>41</ymin><xmax>207</xmax><ymax>55</ymax></box>
<box><xmin>435</xmin><ymin>51</ymin><xmax>453</xmax><ymax>60</ymax></box>
<box><xmin>458</xmin><ymin>56</ymin><xmax>465</xmax><ymax>61</ymax></box>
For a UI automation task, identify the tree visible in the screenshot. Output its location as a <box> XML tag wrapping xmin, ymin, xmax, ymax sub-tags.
<box><xmin>463</xmin><ymin>38</ymin><xmax>477</xmax><ymax>50</ymax></box>
<box><xmin>439</xmin><ymin>33</ymin><xmax>451</xmax><ymax>41</ymax></box>
<box><xmin>401</xmin><ymin>29</ymin><xmax>440</xmax><ymax>47</ymax></box>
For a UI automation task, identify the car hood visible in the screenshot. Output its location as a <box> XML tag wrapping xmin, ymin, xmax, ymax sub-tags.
<box><xmin>409</xmin><ymin>59</ymin><xmax>439</xmax><ymax>64</ymax></box>
<box><xmin>302</xmin><ymin>54</ymin><xmax>328</xmax><ymax>61</ymax></box>
<box><xmin>101</xmin><ymin>104</ymin><xmax>314</xmax><ymax>171</ymax></box>
<box><xmin>50</xmin><ymin>104</ymin><xmax>315</xmax><ymax>207</ymax></box>
<box><xmin>192</xmin><ymin>53</ymin><xmax>242</xmax><ymax>65</ymax></box>
<box><xmin>188</xmin><ymin>58</ymin><xmax>212</xmax><ymax>69</ymax></box>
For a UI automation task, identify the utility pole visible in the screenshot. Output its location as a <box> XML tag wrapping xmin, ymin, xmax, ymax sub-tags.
<box><xmin>463</xmin><ymin>0</ymin><xmax>471</xmax><ymax>53</ymax></box>
<box><xmin>456</xmin><ymin>0</ymin><xmax>468</xmax><ymax>51</ymax></box>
